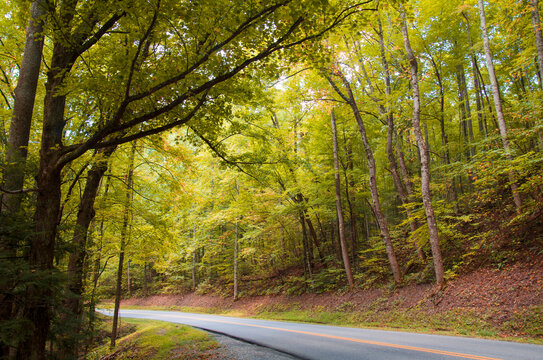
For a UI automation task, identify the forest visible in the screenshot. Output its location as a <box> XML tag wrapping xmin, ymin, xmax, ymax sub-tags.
<box><xmin>1</xmin><ymin>0</ymin><xmax>542</xmax><ymax>359</ymax></box>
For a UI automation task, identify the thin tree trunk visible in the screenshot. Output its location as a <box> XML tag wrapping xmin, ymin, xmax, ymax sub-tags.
<box><xmin>233</xmin><ymin>178</ymin><xmax>239</xmax><ymax>300</ymax></box>
<box><xmin>331</xmin><ymin>110</ymin><xmax>354</xmax><ymax>290</ymax></box>
<box><xmin>88</xmin><ymin>174</ymin><xmax>110</xmax><ymax>350</ymax></box>
<box><xmin>463</xmin><ymin>11</ymin><xmax>488</xmax><ymax>138</ymax></box>
<box><xmin>377</xmin><ymin>17</ymin><xmax>424</xmax><ymax>260</ymax></box>
<box><xmin>111</xmin><ymin>143</ymin><xmax>136</xmax><ymax>349</ymax></box>
<box><xmin>401</xmin><ymin>6</ymin><xmax>445</xmax><ymax>288</ymax></box>
<box><xmin>192</xmin><ymin>223</ymin><xmax>197</xmax><ymax>292</ymax></box>
<box><xmin>343</xmin><ymin>143</ymin><xmax>358</xmax><ymax>267</ymax></box>
<box><xmin>305</xmin><ymin>215</ymin><xmax>325</xmax><ymax>263</ymax></box>
<box><xmin>477</xmin><ymin>0</ymin><xmax>522</xmax><ymax>211</ymax></box>
<box><xmin>143</xmin><ymin>261</ymin><xmax>148</xmax><ymax>295</ymax></box>
<box><xmin>529</xmin><ymin>0</ymin><xmax>543</xmax><ymax>149</ymax></box>
<box><xmin>532</xmin><ymin>0</ymin><xmax>543</xmax><ymax>86</ymax></box>
<box><xmin>127</xmin><ymin>260</ymin><xmax>131</xmax><ymax>297</ymax></box>
<box><xmin>456</xmin><ymin>63</ymin><xmax>474</xmax><ymax>161</ymax></box>
<box><xmin>425</xmin><ymin>43</ymin><xmax>460</xmax><ymax>214</ymax></box>
<box><xmin>300</xmin><ymin>213</ymin><xmax>314</xmax><ymax>287</ymax></box>
<box><xmin>326</xmin><ymin>72</ymin><xmax>402</xmax><ymax>284</ymax></box>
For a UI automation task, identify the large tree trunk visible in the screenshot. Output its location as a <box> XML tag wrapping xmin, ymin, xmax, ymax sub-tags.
<box><xmin>0</xmin><ymin>1</ymin><xmax>45</xmax><ymax>357</ymax></box>
<box><xmin>61</xmin><ymin>147</ymin><xmax>115</xmax><ymax>358</ymax></box>
<box><xmin>17</xmin><ymin>38</ymin><xmax>74</xmax><ymax>360</ymax></box>
<box><xmin>400</xmin><ymin>6</ymin><xmax>445</xmax><ymax>288</ymax></box>
<box><xmin>331</xmin><ymin>110</ymin><xmax>354</xmax><ymax>290</ymax></box>
<box><xmin>111</xmin><ymin>144</ymin><xmax>136</xmax><ymax>349</ymax></box>
<box><xmin>477</xmin><ymin>0</ymin><xmax>522</xmax><ymax>211</ymax></box>
<box><xmin>1</xmin><ymin>0</ymin><xmax>45</xmax><ymax>214</ymax></box>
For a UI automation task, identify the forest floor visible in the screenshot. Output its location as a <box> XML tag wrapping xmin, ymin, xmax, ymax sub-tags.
<box><xmin>111</xmin><ymin>251</ymin><xmax>543</xmax><ymax>344</ymax></box>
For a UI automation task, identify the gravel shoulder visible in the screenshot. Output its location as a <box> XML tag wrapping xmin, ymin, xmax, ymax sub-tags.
<box><xmin>209</xmin><ymin>332</ymin><xmax>298</xmax><ymax>360</ymax></box>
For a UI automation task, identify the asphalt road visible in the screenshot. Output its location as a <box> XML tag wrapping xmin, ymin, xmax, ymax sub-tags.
<box><xmin>97</xmin><ymin>308</ymin><xmax>543</xmax><ymax>360</ymax></box>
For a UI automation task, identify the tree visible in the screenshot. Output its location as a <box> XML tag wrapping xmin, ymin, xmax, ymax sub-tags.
<box><xmin>0</xmin><ymin>1</ymin><xmax>45</xmax><ymax>356</ymax></box>
<box><xmin>400</xmin><ymin>4</ymin><xmax>444</xmax><ymax>288</ymax></box>
<box><xmin>477</xmin><ymin>0</ymin><xmax>522</xmax><ymax>211</ymax></box>
<box><xmin>330</xmin><ymin>110</ymin><xmax>354</xmax><ymax>290</ymax></box>
<box><xmin>325</xmin><ymin>69</ymin><xmax>402</xmax><ymax>285</ymax></box>
<box><xmin>14</xmin><ymin>1</ymin><xmax>369</xmax><ymax>357</ymax></box>
<box><xmin>111</xmin><ymin>143</ymin><xmax>135</xmax><ymax>349</ymax></box>
<box><xmin>61</xmin><ymin>147</ymin><xmax>115</xmax><ymax>358</ymax></box>
<box><xmin>233</xmin><ymin>178</ymin><xmax>240</xmax><ymax>300</ymax></box>
<box><xmin>529</xmin><ymin>0</ymin><xmax>543</xmax><ymax>148</ymax></box>
<box><xmin>1</xmin><ymin>0</ymin><xmax>44</xmax><ymax>214</ymax></box>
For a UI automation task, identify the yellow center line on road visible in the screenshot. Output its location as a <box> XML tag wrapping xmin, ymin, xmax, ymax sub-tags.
<box><xmin>129</xmin><ymin>311</ymin><xmax>503</xmax><ymax>360</ymax></box>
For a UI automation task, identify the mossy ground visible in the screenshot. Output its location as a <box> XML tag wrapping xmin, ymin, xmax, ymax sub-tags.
<box><xmin>86</xmin><ymin>317</ymin><xmax>219</xmax><ymax>359</ymax></box>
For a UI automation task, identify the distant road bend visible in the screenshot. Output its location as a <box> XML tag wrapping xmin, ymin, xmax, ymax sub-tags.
<box><xmin>98</xmin><ymin>309</ymin><xmax>542</xmax><ymax>360</ymax></box>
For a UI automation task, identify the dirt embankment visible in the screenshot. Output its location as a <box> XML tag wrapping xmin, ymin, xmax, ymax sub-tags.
<box><xmin>120</xmin><ymin>254</ymin><xmax>543</xmax><ymax>331</ymax></box>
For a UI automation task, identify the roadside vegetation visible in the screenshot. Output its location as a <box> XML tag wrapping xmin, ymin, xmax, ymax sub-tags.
<box><xmin>101</xmin><ymin>252</ymin><xmax>543</xmax><ymax>344</ymax></box>
<box><xmin>86</xmin><ymin>317</ymin><xmax>219</xmax><ymax>360</ymax></box>
<box><xmin>1</xmin><ymin>0</ymin><xmax>543</xmax><ymax>358</ymax></box>
<box><xmin>100</xmin><ymin>301</ymin><xmax>543</xmax><ymax>345</ymax></box>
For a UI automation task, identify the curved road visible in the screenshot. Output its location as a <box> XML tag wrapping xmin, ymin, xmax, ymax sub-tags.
<box><xmin>98</xmin><ymin>309</ymin><xmax>542</xmax><ymax>360</ymax></box>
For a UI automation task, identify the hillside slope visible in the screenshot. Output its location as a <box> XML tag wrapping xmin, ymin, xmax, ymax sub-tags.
<box><xmin>117</xmin><ymin>252</ymin><xmax>543</xmax><ymax>342</ymax></box>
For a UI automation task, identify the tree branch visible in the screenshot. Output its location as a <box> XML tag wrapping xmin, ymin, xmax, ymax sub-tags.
<box><xmin>74</xmin><ymin>12</ymin><xmax>125</xmax><ymax>61</ymax></box>
<box><xmin>0</xmin><ymin>187</ymin><xmax>38</xmax><ymax>194</ymax></box>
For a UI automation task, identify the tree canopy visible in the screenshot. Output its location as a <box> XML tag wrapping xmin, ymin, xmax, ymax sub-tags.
<box><xmin>1</xmin><ymin>0</ymin><xmax>542</xmax><ymax>358</ymax></box>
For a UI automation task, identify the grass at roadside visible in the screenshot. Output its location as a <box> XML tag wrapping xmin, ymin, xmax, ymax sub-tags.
<box><xmin>252</xmin><ymin>304</ymin><xmax>543</xmax><ymax>344</ymax></box>
<box><xmin>98</xmin><ymin>302</ymin><xmax>543</xmax><ymax>345</ymax></box>
<box><xmin>86</xmin><ymin>317</ymin><xmax>219</xmax><ymax>359</ymax></box>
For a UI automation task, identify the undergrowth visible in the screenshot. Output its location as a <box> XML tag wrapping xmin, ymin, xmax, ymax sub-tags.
<box><xmin>86</xmin><ymin>318</ymin><xmax>218</xmax><ymax>359</ymax></box>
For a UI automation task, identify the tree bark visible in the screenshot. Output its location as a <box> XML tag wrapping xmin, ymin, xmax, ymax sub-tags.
<box><xmin>127</xmin><ymin>260</ymin><xmax>131</xmax><ymax>297</ymax></box>
<box><xmin>304</xmin><ymin>214</ymin><xmax>325</xmax><ymax>263</ymax></box>
<box><xmin>87</xmin><ymin>171</ymin><xmax>111</xmax><ymax>351</ymax></box>
<box><xmin>17</xmin><ymin>38</ymin><xmax>73</xmax><ymax>360</ymax></box>
<box><xmin>531</xmin><ymin>0</ymin><xmax>543</xmax><ymax>87</ymax></box>
<box><xmin>343</xmin><ymin>143</ymin><xmax>358</xmax><ymax>267</ymax></box>
<box><xmin>400</xmin><ymin>6</ymin><xmax>445</xmax><ymax>288</ymax></box>
<box><xmin>111</xmin><ymin>143</ymin><xmax>136</xmax><ymax>349</ymax></box>
<box><xmin>1</xmin><ymin>0</ymin><xmax>45</xmax><ymax>214</ymax></box>
<box><xmin>326</xmin><ymin>72</ymin><xmax>402</xmax><ymax>284</ymax></box>
<box><xmin>377</xmin><ymin>17</ymin><xmax>424</xmax><ymax>261</ymax></box>
<box><xmin>192</xmin><ymin>223</ymin><xmax>197</xmax><ymax>292</ymax></box>
<box><xmin>1</xmin><ymin>2</ymin><xmax>45</xmax><ymax>357</ymax></box>
<box><xmin>233</xmin><ymin>178</ymin><xmax>239</xmax><ymax>300</ymax></box>
<box><xmin>299</xmin><ymin>212</ymin><xmax>314</xmax><ymax>287</ymax></box>
<box><xmin>424</xmin><ymin>42</ymin><xmax>460</xmax><ymax>214</ymax></box>
<box><xmin>61</xmin><ymin>147</ymin><xmax>115</xmax><ymax>358</ymax></box>
<box><xmin>462</xmin><ymin>12</ymin><xmax>488</xmax><ymax>138</ymax></box>
<box><xmin>456</xmin><ymin>63</ymin><xmax>474</xmax><ymax>161</ymax></box>
<box><xmin>331</xmin><ymin>110</ymin><xmax>354</xmax><ymax>290</ymax></box>
<box><xmin>529</xmin><ymin>0</ymin><xmax>543</xmax><ymax>149</ymax></box>
<box><xmin>477</xmin><ymin>0</ymin><xmax>522</xmax><ymax>211</ymax></box>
